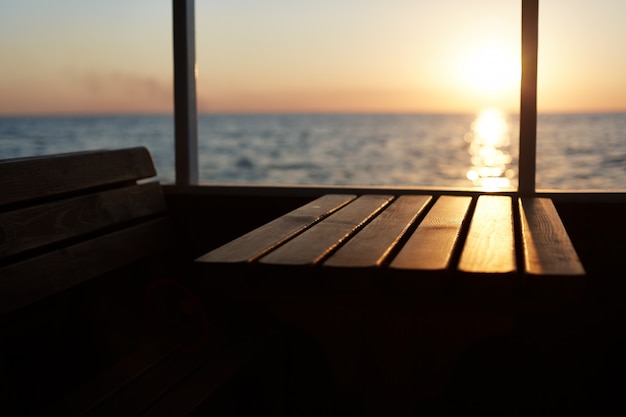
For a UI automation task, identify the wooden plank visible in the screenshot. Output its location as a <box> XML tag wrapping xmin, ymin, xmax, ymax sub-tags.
<box><xmin>0</xmin><ymin>183</ymin><xmax>166</xmax><ymax>259</ymax></box>
<box><xmin>0</xmin><ymin>217</ymin><xmax>172</xmax><ymax>315</ymax></box>
<box><xmin>259</xmin><ymin>194</ymin><xmax>394</xmax><ymax>266</ymax></box>
<box><xmin>195</xmin><ymin>194</ymin><xmax>356</xmax><ymax>263</ymax></box>
<box><xmin>0</xmin><ymin>147</ymin><xmax>156</xmax><ymax>206</ymax></box>
<box><xmin>324</xmin><ymin>195</ymin><xmax>431</xmax><ymax>268</ymax></box>
<box><xmin>390</xmin><ymin>195</ymin><xmax>472</xmax><ymax>271</ymax></box>
<box><xmin>458</xmin><ymin>196</ymin><xmax>516</xmax><ymax>274</ymax></box>
<box><xmin>519</xmin><ymin>197</ymin><xmax>585</xmax><ymax>276</ymax></box>
<box><xmin>458</xmin><ymin>196</ymin><xmax>516</xmax><ymax>281</ymax></box>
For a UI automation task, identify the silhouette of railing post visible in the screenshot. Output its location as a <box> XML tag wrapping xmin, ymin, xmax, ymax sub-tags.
<box><xmin>173</xmin><ymin>0</ymin><xmax>199</xmax><ymax>185</ymax></box>
<box><xmin>519</xmin><ymin>0</ymin><xmax>539</xmax><ymax>195</ymax></box>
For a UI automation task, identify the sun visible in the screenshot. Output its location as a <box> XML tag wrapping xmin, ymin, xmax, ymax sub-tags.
<box><xmin>461</xmin><ymin>44</ymin><xmax>520</xmax><ymax>95</ymax></box>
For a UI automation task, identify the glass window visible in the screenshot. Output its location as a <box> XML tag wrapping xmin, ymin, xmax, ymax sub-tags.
<box><xmin>196</xmin><ymin>0</ymin><xmax>520</xmax><ymax>189</ymax></box>
<box><xmin>11</xmin><ymin>2</ymin><xmax>624</xmax><ymax>191</ymax></box>
<box><xmin>537</xmin><ymin>0</ymin><xmax>626</xmax><ymax>190</ymax></box>
<box><xmin>0</xmin><ymin>0</ymin><xmax>175</xmax><ymax>182</ymax></box>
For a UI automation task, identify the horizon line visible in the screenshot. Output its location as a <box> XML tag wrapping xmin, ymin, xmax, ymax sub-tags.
<box><xmin>2</xmin><ymin>108</ymin><xmax>626</xmax><ymax>118</ymax></box>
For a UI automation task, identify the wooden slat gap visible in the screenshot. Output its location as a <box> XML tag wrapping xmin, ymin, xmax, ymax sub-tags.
<box><xmin>197</xmin><ymin>194</ymin><xmax>358</xmax><ymax>264</ymax></box>
<box><xmin>0</xmin><ymin>179</ymin><xmax>149</xmax><ymax>214</ymax></box>
<box><xmin>247</xmin><ymin>196</ymin><xmax>356</xmax><ymax>263</ymax></box>
<box><xmin>0</xmin><ymin>217</ymin><xmax>173</xmax><ymax>315</ymax></box>
<box><xmin>257</xmin><ymin>194</ymin><xmax>394</xmax><ymax>266</ymax></box>
<box><xmin>311</xmin><ymin>195</ymin><xmax>396</xmax><ymax>265</ymax></box>
<box><xmin>512</xmin><ymin>193</ymin><xmax>526</xmax><ymax>277</ymax></box>
<box><xmin>0</xmin><ymin>212</ymin><xmax>169</xmax><ymax>269</ymax></box>
<box><xmin>375</xmin><ymin>195</ymin><xmax>437</xmax><ymax>268</ymax></box>
<box><xmin>446</xmin><ymin>195</ymin><xmax>478</xmax><ymax>274</ymax></box>
<box><xmin>0</xmin><ymin>182</ymin><xmax>167</xmax><ymax>259</ymax></box>
<box><xmin>0</xmin><ymin>147</ymin><xmax>157</xmax><ymax>207</ymax></box>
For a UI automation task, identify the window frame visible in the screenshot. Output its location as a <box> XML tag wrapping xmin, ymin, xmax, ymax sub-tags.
<box><xmin>171</xmin><ymin>0</ymin><xmax>540</xmax><ymax>194</ymax></box>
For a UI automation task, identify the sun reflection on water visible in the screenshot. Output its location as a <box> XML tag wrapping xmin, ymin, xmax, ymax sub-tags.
<box><xmin>465</xmin><ymin>108</ymin><xmax>515</xmax><ymax>190</ymax></box>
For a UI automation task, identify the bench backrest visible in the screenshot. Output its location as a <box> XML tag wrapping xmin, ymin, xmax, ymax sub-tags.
<box><xmin>0</xmin><ymin>147</ymin><xmax>171</xmax><ymax>316</ymax></box>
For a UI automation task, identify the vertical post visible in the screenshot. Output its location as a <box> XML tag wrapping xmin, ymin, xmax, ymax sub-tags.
<box><xmin>518</xmin><ymin>0</ymin><xmax>539</xmax><ymax>195</ymax></box>
<box><xmin>173</xmin><ymin>0</ymin><xmax>199</xmax><ymax>185</ymax></box>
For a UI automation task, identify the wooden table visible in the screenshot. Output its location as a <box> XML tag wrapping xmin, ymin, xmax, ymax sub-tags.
<box><xmin>194</xmin><ymin>193</ymin><xmax>587</xmax><ymax>415</ymax></box>
<box><xmin>196</xmin><ymin>193</ymin><xmax>585</xmax><ymax>302</ymax></box>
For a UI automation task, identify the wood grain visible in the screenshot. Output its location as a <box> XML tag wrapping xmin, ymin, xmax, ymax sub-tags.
<box><xmin>390</xmin><ymin>195</ymin><xmax>472</xmax><ymax>271</ymax></box>
<box><xmin>0</xmin><ymin>147</ymin><xmax>156</xmax><ymax>206</ymax></box>
<box><xmin>0</xmin><ymin>217</ymin><xmax>172</xmax><ymax>315</ymax></box>
<box><xmin>259</xmin><ymin>194</ymin><xmax>394</xmax><ymax>266</ymax></box>
<box><xmin>196</xmin><ymin>194</ymin><xmax>356</xmax><ymax>263</ymax></box>
<box><xmin>0</xmin><ymin>182</ymin><xmax>166</xmax><ymax>259</ymax></box>
<box><xmin>519</xmin><ymin>197</ymin><xmax>585</xmax><ymax>276</ymax></box>
<box><xmin>458</xmin><ymin>195</ymin><xmax>516</xmax><ymax>274</ymax></box>
<box><xmin>324</xmin><ymin>195</ymin><xmax>431</xmax><ymax>268</ymax></box>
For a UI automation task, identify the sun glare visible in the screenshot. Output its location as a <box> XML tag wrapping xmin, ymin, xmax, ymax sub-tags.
<box><xmin>465</xmin><ymin>108</ymin><xmax>515</xmax><ymax>190</ymax></box>
<box><xmin>461</xmin><ymin>44</ymin><xmax>520</xmax><ymax>95</ymax></box>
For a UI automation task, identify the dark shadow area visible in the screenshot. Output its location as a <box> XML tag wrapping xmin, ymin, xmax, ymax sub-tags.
<box><xmin>445</xmin><ymin>323</ymin><xmax>626</xmax><ymax>416</ymax></box>
<box><xmin>220</xmin><ymin>324</ymin><xmax>342</xmax><ymax>417</ymax></box>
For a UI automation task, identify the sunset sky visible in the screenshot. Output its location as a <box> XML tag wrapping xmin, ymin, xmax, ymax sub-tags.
<box><xmin>1</xmin><ymin>0</ymin><xmax>625</xmax><ymax>115</ymax></box>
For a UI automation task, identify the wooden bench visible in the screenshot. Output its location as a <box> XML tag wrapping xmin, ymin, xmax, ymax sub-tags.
<box><xmin>196</xmin><ymin>193</ymin><xmax>585</xmax><ymax>301</ymax></box>
<box><xmin>0</xmin><ymin>147</ymin><xmax>268</xmax><ymax>417</ymax></box>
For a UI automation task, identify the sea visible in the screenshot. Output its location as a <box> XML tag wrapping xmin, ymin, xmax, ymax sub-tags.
<box><xmin>1</xmin><ymin>110</ymin><xmax>626</xmax><ymax>190</ymax></box>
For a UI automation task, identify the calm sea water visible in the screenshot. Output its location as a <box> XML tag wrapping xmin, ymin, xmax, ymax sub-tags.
<box><xmin>1</xmin><ymin>111</ymin><xmax>625</xmax><ymax>190</ymax></box>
